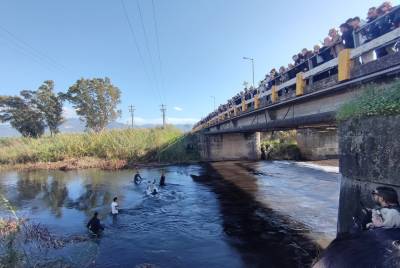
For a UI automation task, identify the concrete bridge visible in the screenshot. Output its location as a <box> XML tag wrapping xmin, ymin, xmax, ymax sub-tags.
<box><xmin>196</xmin><ymin>27</ymin><xmax>400</xmax><ymax>161</ymax></box>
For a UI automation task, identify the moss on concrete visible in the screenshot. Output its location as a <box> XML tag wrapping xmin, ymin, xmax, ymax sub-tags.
<box><xmin>337</xmin><ymin>80</ymin><xmax>400</xmax><ymax>121</ymax></box>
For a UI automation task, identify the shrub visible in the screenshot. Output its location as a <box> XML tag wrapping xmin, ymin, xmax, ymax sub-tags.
<box><xmin>337</xmin><ymin>80</ymin><xmax>400</xmax><ymax>121</ymax></box>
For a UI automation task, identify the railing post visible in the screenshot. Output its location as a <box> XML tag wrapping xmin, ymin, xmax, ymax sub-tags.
<box><xmin>271</xmin><ymin>85</ymin><xmax>277</xmax><ymax>103</ymax></box>
<box><xmin>338</xmin><ymin>49</ymin><xmax>352</xmax><ymax>81</ymax></box>
<box><xmin>241</xmin><ymin>99</ymin><xmax>247</xmax><ymax>112</ymax></box>
<box><xmin>308</xmin><ymin>59</ymin><xmax>314</xmax><ymax>86</ymax></box>
<box><xmin>254</xmin><ymin>94</ymin><xmax>260</xmax><ymax>109</ymax></box>
<box><xmin>296</xmin><ymin>72</ymin><xmax>305</xmax><ymax>96</ymax></box>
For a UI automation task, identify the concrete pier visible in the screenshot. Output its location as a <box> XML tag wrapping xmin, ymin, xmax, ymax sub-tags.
<box><xmin>199</xmin><ymin>132</ymin><xmax>261</xmax><ymax>161</ymax></box>
<box><xmin>296</xmin><ymin>128</ymin><xmax>338</xmax><ymax>160</ymax></box>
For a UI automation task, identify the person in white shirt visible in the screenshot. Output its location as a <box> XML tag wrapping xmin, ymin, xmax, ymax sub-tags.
<box><xmin>111</xmin><ymin>197</ymin><xmax>119</xmax><ymax>215</ymax></box>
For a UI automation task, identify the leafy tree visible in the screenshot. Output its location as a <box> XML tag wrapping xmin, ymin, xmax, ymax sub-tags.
<box><xmin>0</xmin><ymin>91</ymin><xmax>45</xmax><ymax>138</ymax></box>
<box><xmin>63</xmin><ymin>78</ymin><xmax>121</xmax><ymax>132</ymax></box>
<box><xmin>34</xmin><ymin>80</ymin><xmax>64</xmax><ymax>136</ymax></box>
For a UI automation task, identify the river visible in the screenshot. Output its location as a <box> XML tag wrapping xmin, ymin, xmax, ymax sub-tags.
<box><xmin>0</xmin><ymin>161</ymin><xmax>339</xmax><ymax>268</ymax></box>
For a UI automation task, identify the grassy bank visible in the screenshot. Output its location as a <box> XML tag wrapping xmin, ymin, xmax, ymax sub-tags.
<box><xmin>0</xmin><ymin>126</ymin><xmax>200</xmax><ymax>169</ymax></box>
<box><xmin>337</xmin><ymin>80</ymin><xmax>400</xmax><ymax>121</ymax></box>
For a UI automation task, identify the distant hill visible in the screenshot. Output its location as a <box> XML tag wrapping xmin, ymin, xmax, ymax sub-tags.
<box><xmin>0</xmin><ymin>119</ymin><xmax>193</xmax><ymax>137</ymax></box>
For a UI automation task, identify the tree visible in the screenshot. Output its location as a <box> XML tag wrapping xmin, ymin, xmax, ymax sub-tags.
<box><xmin>0</xmin><ymin>91</ymin><xmax>45</xmax><ymax>138</ymax></box>
<box><xmin>34</xmin><ymin>80</ymin><xmax>64</xmax><ymax>136</ymax></box>
<box><xmin>64</xmin><ymin>78</ymin><xmax>121</xmax><ymax>132</ymax></box>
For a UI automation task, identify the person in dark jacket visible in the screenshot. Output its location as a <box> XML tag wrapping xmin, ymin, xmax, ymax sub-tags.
<box><xmin>87</xmin><ymin>212</ymin><xmax>104</xmax><ymax>235</ymax></box>
<box><xmin>340</xmin><ymin>22</ymin><xmax>355</xmax><ymax>49</ymax></box>
<box><xmin>159</xmin><ymin>171</ymin><xmax>166</xmax><ymax>187</ymax></box>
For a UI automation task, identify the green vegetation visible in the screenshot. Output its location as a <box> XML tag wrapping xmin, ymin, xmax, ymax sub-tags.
<box><xmin>63</xmin><ymin>78</ymin><xmax>121</xmax><ymax>132</ymax></box>
<box><xmin>1</xmin><ymin>77</ymin><xmax>121</xmax><ymax>137</ymax></box>
<box><xmin>0</xmin><ymin>126</ymin><xmax>200</xmax><ymax>166</ymax></box>
<box><xmin>337</xmin><ymin>80</ymin><xmax>400</xmax><ymax>121</ymax></box>
<box><xmin>260</xmin><ymin>131</ymin><xmax>301</xmax><ymax>160</ymax></box>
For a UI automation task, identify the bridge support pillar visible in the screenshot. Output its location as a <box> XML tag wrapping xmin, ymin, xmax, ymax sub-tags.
<box><xmin>296</xmin><ymin>128</ymin><xmax>338</xmax><ymax>160</ymax></box>
<box><xmin>199</xmin><ymin>132</ymin><xmax>261</xmax><ymax>161</ymax></box>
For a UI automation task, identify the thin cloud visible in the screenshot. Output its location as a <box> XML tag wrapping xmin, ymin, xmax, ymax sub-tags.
<box><xmin>62</xmin><ymin>106</ymin><xmax>78</xmax><ymax>118</ymax></box>
<box><xmin>173</xmin><ymin>106</ymin><xmax>183</xmax><ymax>112</ymax></box>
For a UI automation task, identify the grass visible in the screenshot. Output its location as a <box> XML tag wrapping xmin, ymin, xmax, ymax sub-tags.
<box><xmin>260</xmin><ymin>131</ymin><xmax>301</xmax><ymax>160</ymax></box>
<box><xmin>0</xmin><ymin>126</ymin><xmax>200</xmax><ymax>166</ymax></box>
<box><xmin>337</xmin><ymin>80</ymin><xmax>400</xmax><ymax>121</ymax></box>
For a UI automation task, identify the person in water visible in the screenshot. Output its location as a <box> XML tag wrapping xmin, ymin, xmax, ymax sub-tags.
<box><xmin>87</xmin><ymin>212</ymin><xmax>104</xmax><ymax>235</ymax></box>
<box><xmin>367</xmin><ymin>187</ymin><xmax>400</xmax><ymax>229</ymax></box>
<box><xmin>159</xmin><ymin>171</ymin><xmax>166</xmax><ymax>187</ymax></box>
<box><xmin>111</xmin><ymin>197</ymin><xmax>119</xmax><ymax>215</ymax></box>
<box><xmin>134</xmin><ymin>170</ymin><xmax>143</xmax><ymax>184</ymax></box>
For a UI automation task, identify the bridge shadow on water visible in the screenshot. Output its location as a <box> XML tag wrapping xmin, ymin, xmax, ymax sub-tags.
<box><xmin>191</xmin><ymin>163</ymin><xmax>321</xmax><ymax>268</ymax></box>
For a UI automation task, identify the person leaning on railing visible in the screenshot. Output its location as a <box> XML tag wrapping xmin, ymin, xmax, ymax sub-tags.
<box><xmin>340</xmin><ymin>22</ymin><xmax>355</xmax><ymax>49</ymax></box>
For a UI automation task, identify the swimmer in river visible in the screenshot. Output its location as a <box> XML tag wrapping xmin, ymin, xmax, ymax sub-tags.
<box><xmin>111</xmin><ymin>197</ymin><xmax>119</xmax><ymax>215</ymax></box>
<box><xmin>133</xmin><ymin>170</ymin><xmax>143</xmax><ymax>184</ymax></box>
<box><xmin>146</xmin><ymin>179</ymin><xmax>159</xmax><ymax>196</ymax></box>
<box><xmin>87</xmin><ymin>212</ymin><xmax>104</xmax><ymax>235</ymax></box>
<box><xmin>159</xmin><ymin>171</ymin><xmax>166</xmax><ymax>187</ymax></box>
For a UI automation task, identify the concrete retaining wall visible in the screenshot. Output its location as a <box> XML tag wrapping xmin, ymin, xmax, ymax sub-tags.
<box><xmin>296</xmin><ymin>128</ymin><xmax>338</xmax><ymax>160</ymax></box>
<box><xmin>337</xmin><ymin>115</ymin><xmax>400</xmax><ymax>235</ymax></box>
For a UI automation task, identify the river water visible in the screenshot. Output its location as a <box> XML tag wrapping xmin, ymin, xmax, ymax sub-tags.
<box><xmin>0</xmin><ymin>161</ymin><xmax>339</xmax><ymax>268</ymax></box>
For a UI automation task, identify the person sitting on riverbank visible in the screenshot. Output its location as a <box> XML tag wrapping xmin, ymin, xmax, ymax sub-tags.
<box><xmin>366</xmin><ymin>187</ymin><xmax>400</xmax><ymax>229</ymax></box>
<box><xmin>87</xmin><ymin>212</ymin><xmax>104</xmax><ymax>235</ymax></box>
<box><xmin>134</xmin><ymin>171</ymin><xmax>143</xmax><ymax>184</ymax></box>
<box><xmin>111</xmin><ymin>197</ymin><xmax>119</xmax><ymax>215</ymax></box>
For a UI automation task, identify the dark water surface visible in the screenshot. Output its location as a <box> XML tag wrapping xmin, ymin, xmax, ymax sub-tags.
<box><xmin>0</xmin><ymin>161</ymin><xmax>339</xmax><ymax>267</ymax></box>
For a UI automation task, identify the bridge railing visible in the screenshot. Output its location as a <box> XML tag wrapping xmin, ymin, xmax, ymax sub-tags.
<box><xmin>196</xmin><ymin>16</ymin><xmax>400</xmax><ymax>131</ymax></box>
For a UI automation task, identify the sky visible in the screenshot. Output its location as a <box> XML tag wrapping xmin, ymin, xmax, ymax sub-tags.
<box><xmin>0</xmin><ymin>0</ymin><xmax>390</xmax><ymax>125</ymax></box>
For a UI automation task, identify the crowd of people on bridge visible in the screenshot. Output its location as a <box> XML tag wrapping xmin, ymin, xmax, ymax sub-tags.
<box><xmin>194</xmin><ymin>1</ymin><xmax>400</xmax><ymax>129</ymax></box>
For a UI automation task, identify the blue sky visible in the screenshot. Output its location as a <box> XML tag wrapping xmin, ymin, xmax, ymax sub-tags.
<box><xmin>0</xmin><ymin>0</ymin><xmax>388</xmax><ymax>125</ymax></box>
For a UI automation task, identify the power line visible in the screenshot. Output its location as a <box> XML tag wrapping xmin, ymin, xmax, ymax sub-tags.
<box><xmin>0</xmin><ymin>25</ymin><xmax>67</xmax><ymax>71</ymax></box>
<box><xmin>135</xmin><ymin>0</ymin><xmax>164</xmax><ymax>103</ymax></box>
<box><xmin>150</xmin><ymin>0</ymin><xmax>165</xmax><ymax>100</ymax></box>
<box><xmin>120</xmin><ymin>0</ymin><xmax>161</xmax><ymax>103</ymax></box>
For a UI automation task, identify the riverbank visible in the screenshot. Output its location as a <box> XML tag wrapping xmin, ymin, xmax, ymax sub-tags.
<box><xmin>0</xmin><ymin>126</ymin><xmax>201</xmax><ymax>171</ymax></box>
<box><xmin>0</xmin><ymin>157</ymin><xmax>202</xmax><ymax>172</ymax></box>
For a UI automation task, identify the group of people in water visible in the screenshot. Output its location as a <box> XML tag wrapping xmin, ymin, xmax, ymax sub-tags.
<box><xmin>87</xmin><ymin>170</ymin><xmax>166</xmax><ymax>235</ymax></box>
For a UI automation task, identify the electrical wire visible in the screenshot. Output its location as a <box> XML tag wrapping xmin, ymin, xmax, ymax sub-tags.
<box><xmin>150</xmin><ymin>0</ymin><xmax>166</xmax><ymax>103</ymax></box>
<box><xmin>120</xmin><ymin>0</ymin><xmax>162</xmax><ymax>103</ymax></box>
<box><xmin>0</xmin><ymin>25</ymin><xmax>67</xmax><ymax>72</ymax></box>
<box><xmin>135</xmin><ymin>0</ymin><xmax>164</xmax><ymax>103</ymax></box>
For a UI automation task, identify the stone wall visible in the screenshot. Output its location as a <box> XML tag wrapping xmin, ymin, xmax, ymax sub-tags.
<box><xmin>337</xmin><ymin>115</ymin><xmax>400</xmax><ymax>235</ymax></box>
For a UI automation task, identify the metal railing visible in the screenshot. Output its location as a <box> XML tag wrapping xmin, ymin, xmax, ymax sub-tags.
<box><xmin>195</xmin><ymin>12</ymin><xmax>400</xmax><ymax>130</ymax></box>
<box><xmin>354</xmin><ymin>5</ymin><xmax>400</xmax><ymax>47</ymax></box>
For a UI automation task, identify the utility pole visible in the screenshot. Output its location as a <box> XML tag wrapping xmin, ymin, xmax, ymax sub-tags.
<box><xmin>243</xmin><ymin>57</ymin><xmax>255</xmax><ymax>88</ymax></box>
<box><xmin>128</xmin><ymin>105</ymin><xmax>135</xmax><ymax>128</ymax></box>
<box><xmin>160</xmin><ymin>104</ymin><xmax>166</xmax><ymax>129</ymax></box>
